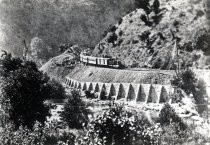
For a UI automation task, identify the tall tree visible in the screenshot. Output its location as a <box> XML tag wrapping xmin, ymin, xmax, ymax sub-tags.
<box><xmin>0</xmin><ymin>53</ymin><xmax>63</xmax><ymax>129</ymax></box>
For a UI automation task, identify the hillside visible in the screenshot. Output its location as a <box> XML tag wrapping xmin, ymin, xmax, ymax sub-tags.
<box><xmin>0</xmin><ymin>0</ymin><xmax>135</xmax><ymax>59</ymax></box>
<box><xmin>93</xmin><ymin>0</ymin><xmax>210</xmax><ymax>69</ymax></box>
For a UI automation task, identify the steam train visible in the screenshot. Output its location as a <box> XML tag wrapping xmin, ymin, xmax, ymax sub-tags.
<box><xmin>80</xmin><ymin>54</ymin><xmax>120</xmax><ymax>68</ymax></box>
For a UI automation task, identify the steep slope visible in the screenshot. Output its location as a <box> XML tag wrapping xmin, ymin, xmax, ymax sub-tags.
<box><xmin>0</xmin><ymin>0</ymin><xmax>135</xmax><ymax>59</ymax></box>
<box><xmin>93</xmin><ymin>0</ymin><xmax>209</xmax><ymax>69</ymax></box>
<box><xmin>40</xmin><ymin>45</ymin><xmax>82</xmax><ymax>81</ymax></box>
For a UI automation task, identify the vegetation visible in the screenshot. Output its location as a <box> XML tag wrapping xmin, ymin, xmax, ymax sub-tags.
<box><xmin>46</xmin><ymin>79</ymin><xmax>67</xmax><ymax>100</ymax></box>
<box><xmin>135</xmin><ymin>0</ymin><xmax>161</xmax><ymax>25</ymax></box>
<box><xmin>0</xmin><ymin>121</ymin><xmax>75</xmax><ymax>145</ymax></box>
<box><xmin>159</xmin><ymin>103</ymin><xmax>186</xmax><ymax>130</ymax></box>
<box><xmin>60</xmin><ymin>90</ymin><xmax>90</xmax><ymax>129</ymax></box>
<box><xmin>76</xmin><ymin>105</ymin><xmax>161</xmax><ymax>145</ymax></box>
<box><xmin>134</xmin><ymin>0</ymin><xmax>151</xmax><ymax>15</ymax></box>
<box><xmin>159</xmin><ymin>103</ymin><xmax>209</xmax><ymax>145</ymax></box>
<box><xmin>161</xmin><ymin>123</ymin><xmax>209</xmax><ymax>145</ymax></box>
<box><xmin>85</xmin><ymin>90</ymin><xmax>96</xmax><ymax>99</ymax></box>
<box><xmin>107</xmin><ymin>32</ymin><xmax>118</xmax><ymax>45</ymax></box>
<box><xmin>195</xmin><ymin>31</ymin><xmax>210</xmax><ymax>55</ymax></box>
<box><xmin>171</xmin><ymin>69</ymin><xmax>208</xmax><ymax>114</ymax></box>
<box><xmin>0</xmin><ymin>0</ymin><xmax>135</xmax><ymax>59</ymax></box>
<box><xmin>0</xmin><ymin>53</ymin><xmax>67</xmax><ymax>129</ymax></box>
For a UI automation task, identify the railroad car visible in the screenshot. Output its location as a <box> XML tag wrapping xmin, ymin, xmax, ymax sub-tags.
<box><xmin>80</xmin><ymin>54</ymin><xmax>119</xmax><ymax>68</ymax></box>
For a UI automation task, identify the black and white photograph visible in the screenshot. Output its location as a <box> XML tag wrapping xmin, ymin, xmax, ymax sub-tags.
<box><xmin>0</xmin><ymin>0</ymin><xmax>210</xmax><ymax>144</ymax></box>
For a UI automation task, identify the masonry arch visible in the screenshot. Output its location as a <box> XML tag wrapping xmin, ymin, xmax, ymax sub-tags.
<box><xmin>136</xmin><ymin>85</ymin><xmax>146</xmax><ymax>102</ymax></box>
<box><xmin>147</xmin><ymin>85</ymin><xmax>158</xmax><ymax>103</ymax></box>
<box><xmin>88</xmin><ymin>83</ymin><xmax>93</xmax><ymax>91</ymax></box>
<box><xmin>94</xmin><ymin>83</ymin><xmax>100</xmax><ymax>92</ymax></box>
<box><xmin>82</xmin><ymin>83</ymin><xmax>87</xmax><ymax>91</ymax></box>
<box><xmin>127</xmin><ymin>84</ymin><xmax>136</xmax><ymax>101</ymax></box>
<box><xmin>117</xmin><ymin>84</ymin><xmax>126</xmax><ymax>100</ymax></box>
<box><xmin>159</xmin><ymin>86</ymin><xmax>168</xmax><ymax>103</ymax></box>
<box><xmin>99</xmin><ymin>84</ymin><xmax>107</xmax><ymax>100</ymax></box>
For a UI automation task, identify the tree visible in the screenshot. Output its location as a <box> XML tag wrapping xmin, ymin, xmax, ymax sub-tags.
<box><xmin>194</xmin><ymin>31</ymin><xmax>210</xmax><ymax>55</ymax></box>
<box><xmin>45</xmin><ymin>79</ymin><xmax>67</xmax><ymax>99</ymax></box>
<box><xmin>107</xmin><ymin>32</ymin><xmax>118</xmax><ymax>45</ymax></box>
<box><xmin>171</xmin><ymin>69</ymin><xmax>207</xmax><ymax>113</ymax></box>
<box><xmin>76</xmin><ymin>105</ymin><xmax>160</xmax><ymax>145</ymax></box>
<box><xmin>0</xmin><ymin>53</ymin><xmax>58</xmax><ymax>129</ymax></box>
<box><xmin>60</xmin><ymin>90</ymin><xmax>90</xmax><ymax>129</ymax></box>
<box><xmin>153</xmin><ymin>0</ymin><xmax>160</xmax><ymax>15</ymax></box>
<box><xmin>134</xmin><ymin>0</ymin><xmax>151</xmax><ymax>15</ymax></box>
<box><xmin>159</xmin><ymin>103</ymin><xmax>186</xmax><ymax>129</ymax></box>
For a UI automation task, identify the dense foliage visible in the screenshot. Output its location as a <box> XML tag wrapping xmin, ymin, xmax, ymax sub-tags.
<box><xmin>0</xmin><ymin>53</ymin><xmax>66</xmax><ymax>129</ymax></box>
<box><xmin>0</xmin><ymin>121</ymin><xmax>75</xmax><ymax>145</ymax></box>
<box><xmin>76</xmin><ymin>105</ymin><xmax>161</xmax><ymax>145</ymax></box>
<box><xmin>161</xmin><ymin>123</ymin><xmax>209</xmax><ymax>145</ymax></box>
<box><xmin>46</xmin><ymin>79</ymin><xmax>67</xmax><ymax>100</ymax></box>
<box><xmin>171</xmin><ymin>69</ymin><xmax>208</xmax><ymax>113</ymax></box>
<box><xmin>60</xmin><ymin>90</ymin><xmax>90</xmax><ymax>129</ymax></box>
<box><xmin>159</xmin><ymin>103</ymin><xmax>186</xmax><ymax>130</ymax></box>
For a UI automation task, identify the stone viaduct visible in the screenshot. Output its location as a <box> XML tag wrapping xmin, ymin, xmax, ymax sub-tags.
<box><xmin>64</xmin><ymin>77</ymin><xmax>175</xmax><ymax>104</ymax></box>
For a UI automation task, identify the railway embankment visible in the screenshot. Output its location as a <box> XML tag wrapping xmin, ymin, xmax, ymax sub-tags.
<box><xmin>67</xmin><ymin>65</ymin><xmax>174</xmax><ymax>85</ymax></box>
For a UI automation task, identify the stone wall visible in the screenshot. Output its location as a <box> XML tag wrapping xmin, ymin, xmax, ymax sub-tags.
<box><xmin>64</xmin><ymin>77</ymin><xmax>175</xmax><ymax>104</ymax></box>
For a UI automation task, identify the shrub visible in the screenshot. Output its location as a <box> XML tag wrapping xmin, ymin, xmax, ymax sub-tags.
<box><xmin>160</xmin><ymin>123</ymin><xmax>209</xmax><ymax>145</ymax></box>
<box><xmin>107</xmin><ymin>32</ymin><xmax>118</xmax><ymax>44</ymax></box>
<box><xmin>76</xmin><ymin>105</ymin><xmax>161</xmax><ymax>145</ymax></box>
<box><xmin>171</xmin><ymin>69</ymin><xmax>207</xmax><ymax>114</ymax></box>
<box><xmin>153</xmin><ymin>0</ymin><xmax>160</xmax><ymax>15</ymax></box>
<box><xmin>135</xmin><ymin>0</ymin><xmax>151</xmax><ymax>15</ymax></box>
<box><xmin>60</xmin><ymin>90</ymin><xmax>90</xmax><ymax>129</ymax></box>
<box><xmin>103</xmin><ymin>25</ymin><xmax>117</xmax><ymax>37</ymax></box>
<box><xmin>118</xmin><ymin>18</ymin><xmax>123</xmax><ymax>25</ymax></box>
<box><xmin>117</xmin><ymin>39</ymin><xmax>123</xmax><ymax>46</ymax></box>
<box><xmin>0</xmin><ymin>53</ymin><xmax>55</xmax><ymax>129</ymax></box>
<box><xmin>85</xmin><ymin>90</ymin><xmax>96</xmax><ymax>99</ymax></box>
<box><xmin>0</xmin><ymin>121</ymin><xmax>75</xmax><ymax>145</ymax></box>
<box><xmin>159</xmin><ymin>103</ymin><xmax>186</xmax><ymax>130</ymax></box>
<box><xmin>118</xmin><ymin>30</ymin><xmax>123</xmax><ymax>36</ymax></box>
<box><xmin>195</xmin><ymin>32</ymin><xmax>210</xmax><ymax>55</ymax></box>
<box><xmin>46</xmin><ymin>79</ymin><xmax>67</xmax><ymax>99</ymax></box>
<box><xmin>140</xmin><ymin>14</ymin><xmax>152</xmax><ymax>26</ymax></box>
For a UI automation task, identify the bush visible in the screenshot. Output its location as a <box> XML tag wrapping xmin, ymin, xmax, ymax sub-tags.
<box><xmin>160</xmin><ymin>123</ymin><xmax>209</xmax><ymax>145</ymax></box>
<box><xmin>103</xmin><ymin>25</ymin><xmax>117</xmax><ymax>37</ymax></box>
<box><xmin>85</xmin><ymin>90</ymin><xmax>96</xmax><ymax>99</ymax></box>
<box><xmin>46</xmin><ymin>79</ymin><xmax>67</xmax><ymax>99</ymax></box>
<box><xmin>107</xmin><ymin>32</ymin><xmax>118</xmax><ymax>44</ymax></box>
<box><xmin>159</xmin><ymin>103</ymin><xmax>186</xmax><ymax>130</ymax></box>
<box><xmin>118</xmin><ymin>18</ymin><xmax>123</xmax><ymax>25</ymax></box>
<box><xmin>171</xmin><ymin>69</ymin><xmax>207</xmax><ymax>113</ymax></box>
<box><xmin>60</xmin><ymin>90</ymin><xmax>90</xmax><ymax>129</ymax></box>
<box><xmin>0</xmin><ymin>53</ymin><xmax>56</xmax><ymax>129</ymax></box>
<box><xmin>135</xmin><ymin>0</ymin><xmax>151</xmax><ymax>15</ymax></box>
<box><xmin>153</xmin><ymin>0</ymin><xmax>160</xmax><ymax>15</ymax></box>
<box><xmin>0</xmin><ymin>121</ymin><xmax>75</xmax><ymax>145</ymax></box>
<box><xmin>76</xmin><ymin>105</ymin><xmax>161</xmax><ymax>145</ymax></box>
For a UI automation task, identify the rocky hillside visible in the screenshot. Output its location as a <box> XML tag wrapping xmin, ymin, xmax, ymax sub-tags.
<box><xmin>0</xmin><ymin>0</ymin><xmax>135</xmax><ymax>58</ymax></box>
<box><xmin>93</xmin><ymin>0</ymin><xmax>210</xmax><ymax>69</ymax></box>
